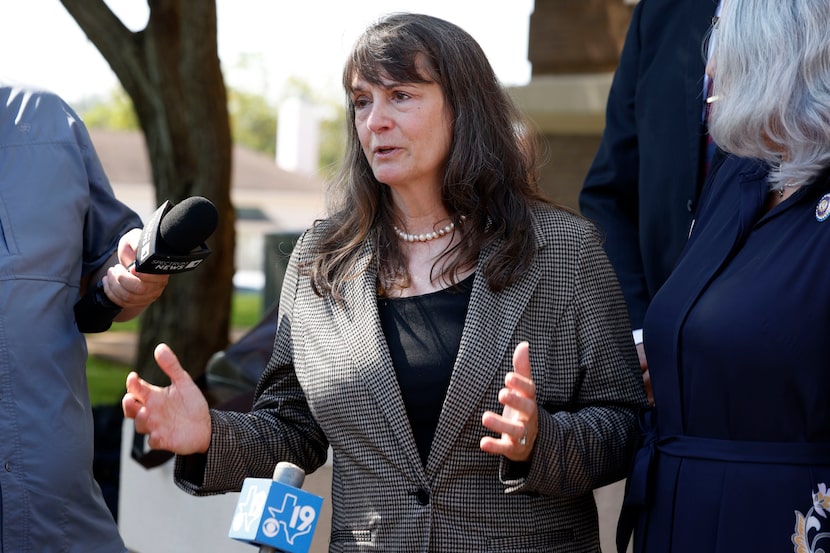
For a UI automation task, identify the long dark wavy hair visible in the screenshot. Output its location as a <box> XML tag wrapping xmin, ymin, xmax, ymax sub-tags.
<box><xmin>308</xmin><ymin>12</ymin><xmax>552</xmax><ymax>300</ymax></box>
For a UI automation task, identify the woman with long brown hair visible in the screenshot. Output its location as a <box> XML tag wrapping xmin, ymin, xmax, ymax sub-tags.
<box><xmin>124</xmin><ymin>13</ymin><xmax>646</xmax><ymax>551</ymax></box>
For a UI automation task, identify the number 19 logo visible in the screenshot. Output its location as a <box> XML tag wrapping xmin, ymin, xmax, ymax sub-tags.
<box><xmin>261</xmin><ymin>493</ymin><xmax>318</xmax><ymax>545</ymax></box>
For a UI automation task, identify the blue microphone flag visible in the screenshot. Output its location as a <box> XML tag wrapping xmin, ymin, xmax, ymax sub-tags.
<box><xmin>229</xmin><ymin>477</ymin><xmax>324</xmax><ymax>552</ymax></box>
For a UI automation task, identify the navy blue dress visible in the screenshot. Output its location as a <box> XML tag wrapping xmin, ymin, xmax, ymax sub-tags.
<box><xmin>624</xmin><ymin>155</ymin><xmax>830</xmax><ymax>552</ymax></box>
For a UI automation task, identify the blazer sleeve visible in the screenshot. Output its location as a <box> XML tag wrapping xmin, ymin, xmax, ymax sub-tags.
<box><xmin>579</xmin><ymin>0</ymin><xmax>651</xmax><ymax>329</ymax></box>
<box><xmin>503</xmin><ymin>221</ymin><xmax>649</xmax><ymax>497</ymax></box>
<box><xmin>174</xmin><ymin>229</ymin><xmax>329</xmax><ymax>496</ymax></box>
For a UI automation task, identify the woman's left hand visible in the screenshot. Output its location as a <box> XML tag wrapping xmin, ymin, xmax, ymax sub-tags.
<box><xmin>480</xmin><ymin>341</ymin><xmax>539</xmax><ymax>462</ymax></box>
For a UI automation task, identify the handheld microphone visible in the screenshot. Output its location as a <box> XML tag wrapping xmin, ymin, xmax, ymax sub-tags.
<box><xmin>74</xmin><ymin>196</ymin><xmax>218</xmax><ymax>333</ymax></box>
<box><xmin>228</xmin><ymin>461</ymin><xmax>324</xmax><ymax>553</ymax></box>
<box><xmin>133</xmin><ymin>196</ymin><xmax>218</xmax><ymax>274</ymax></box>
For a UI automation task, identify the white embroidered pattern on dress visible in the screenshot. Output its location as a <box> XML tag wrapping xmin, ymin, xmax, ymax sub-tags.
<box><xmin>792</xmin><ymin>483</ymin><xmax>830</xmax><ymax>553</ymax></box>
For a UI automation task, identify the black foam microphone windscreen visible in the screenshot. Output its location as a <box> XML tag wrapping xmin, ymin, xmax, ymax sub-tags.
<box><xmin>158</xmin><ymin>196</ymin><xmax>219</xmax><ymax>253</ymax></box>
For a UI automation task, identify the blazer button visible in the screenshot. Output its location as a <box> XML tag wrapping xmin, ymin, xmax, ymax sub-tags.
<box><xmin>415</xmin><ymin>488</ymin><xmax>430</xmax><ymax>506</ymax></box>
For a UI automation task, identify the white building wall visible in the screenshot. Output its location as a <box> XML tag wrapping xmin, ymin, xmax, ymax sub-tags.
<box><xmin>276</xmin><ymin>96</ymin><xmax>320</xmax><ymax>178</ymax></box>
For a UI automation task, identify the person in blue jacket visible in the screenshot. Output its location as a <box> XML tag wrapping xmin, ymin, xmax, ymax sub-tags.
<box><xmin>0</xmin><ymin>81</ymin><xmax>169</xmax><ymax>552</ymax></box>
<box><xmin>620</xmin><ymin>0</ymin><xmax>830</xmax><ymax>551</ymax></box>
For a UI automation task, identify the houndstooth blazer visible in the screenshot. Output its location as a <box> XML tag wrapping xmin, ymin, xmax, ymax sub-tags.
<box><xmin>175</xmin><ymin>203</ymin><xmax>648</xmax><ymax>552</ymax></box>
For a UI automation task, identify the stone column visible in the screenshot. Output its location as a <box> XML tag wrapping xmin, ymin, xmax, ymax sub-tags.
<box><xmin>528</xmin><ymin>0</ymin><xmax>634</xmax><ymax>75</ymax></box>
<box><xmin>508</xmin><ymin>0</ymin><xmax>635</xmax><ymax>211</ymax></box>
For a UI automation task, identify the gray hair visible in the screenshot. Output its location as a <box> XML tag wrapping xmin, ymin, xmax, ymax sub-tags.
<box><xmin>708</xmin><ymin>0</ymin><xmax>830</xmax><ymax>189</ymax></box>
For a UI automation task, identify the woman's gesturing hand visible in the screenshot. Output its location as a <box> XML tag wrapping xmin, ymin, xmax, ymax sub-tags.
<box><xmin>480</xmin><ymin>341</ymin><xmax>539</xmax><ymax>462</ymax></box>
<box><xmin>122</xmin><ymin>343</ymin><xmax>212</xmax><ymax>455</ymax></box>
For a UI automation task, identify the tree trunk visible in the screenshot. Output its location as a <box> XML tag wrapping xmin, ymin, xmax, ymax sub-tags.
<box><xmin>60</xmin><ymin>0</ymin><xmax>235</xmax><ymax>384</ymax></box>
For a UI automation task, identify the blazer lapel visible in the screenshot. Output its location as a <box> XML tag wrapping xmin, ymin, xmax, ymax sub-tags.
<box><xmin>328</xmin><ymin>241</ymin><xmax>424</xmax><ymax>475</ymax></box>
<box><xmin>426</xmin><ymin>230</ymin><xmax>544</xmax><ymax>475</ymax></box>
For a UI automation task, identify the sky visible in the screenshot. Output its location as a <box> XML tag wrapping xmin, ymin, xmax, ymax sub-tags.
<box><xmin>1</xmin><ymin>1</ymin><xmax>534</xmax><ymax>106</ymax></box>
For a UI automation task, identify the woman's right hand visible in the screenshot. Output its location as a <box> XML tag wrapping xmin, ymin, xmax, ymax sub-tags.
<box><xmin>122</xmin><ymin>343</ymin><xmax>212</xmax><ymax>454</ymax></box>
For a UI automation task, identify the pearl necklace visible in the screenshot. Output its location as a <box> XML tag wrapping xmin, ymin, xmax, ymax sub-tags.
<box><xmin>393</xmin><ymin>219</ymin><xmax>457</xmax><ymax>243</ymax></box>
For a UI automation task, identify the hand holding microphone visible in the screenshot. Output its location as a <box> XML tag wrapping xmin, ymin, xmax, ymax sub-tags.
<box><xmin>75</xmin><ymin>196</ymin><xmax>218</xmax><ymax>333</ymax></box>
<box><xmin>102</xmin><ymin>228</ymin><xmax>168</xmax><ymax>309</ymax></box>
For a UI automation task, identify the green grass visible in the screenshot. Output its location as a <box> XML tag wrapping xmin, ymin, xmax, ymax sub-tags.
<box><xmin>107</xmin><ymin>292</ymin><xmax>263</xmax><ymax>332</ymax></box>
<box><xmin>88</xmin><ymin>357</ymin><xmax>134</xmax><ymax>407</ymax></box>
<box><xmin>229</xmin><ymin>291</ymin><xmax>263</xmax><ymax>329</ymax></box>
<box><xmin>88</xmin><ymin>291</ymin><xmax>265</xmax><ymax>406</ymax></box>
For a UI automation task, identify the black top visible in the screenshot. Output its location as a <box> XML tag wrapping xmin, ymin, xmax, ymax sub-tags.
<box><xmin>378</xmin><ymin>274</ymin><xmax>474</xmax><ymax>466</ymax></box>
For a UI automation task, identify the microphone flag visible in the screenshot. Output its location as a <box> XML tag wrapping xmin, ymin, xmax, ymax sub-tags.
<box><xmin>229</xmin><ymin>477</ymin><xmax>324</xmax><ymax>552</ymax></box>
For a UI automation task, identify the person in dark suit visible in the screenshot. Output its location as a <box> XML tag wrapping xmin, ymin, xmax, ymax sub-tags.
<box><xmin>122</xmin><ymin>13</ymin><xmax>648</xmax><ymax>552</ymax></box>
<box><xmin>620</xmin><ymin>0</ymin><xmax>830</xmax><ymax>550</ymax></box>
<box><xmin>579</xmin><ymin>0</ymin><xmax>722</xmax><ymax>402</ymax></box>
